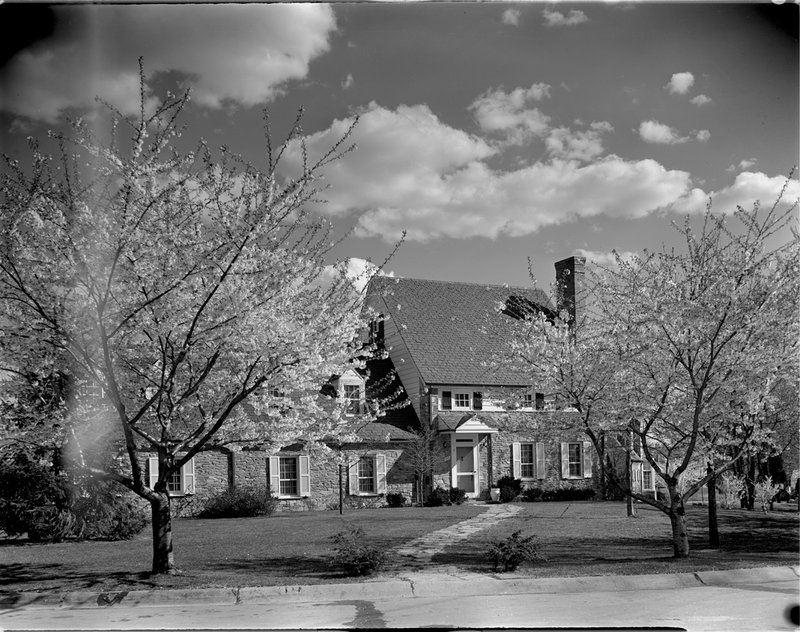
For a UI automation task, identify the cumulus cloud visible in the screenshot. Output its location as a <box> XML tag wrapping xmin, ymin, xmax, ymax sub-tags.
<box><xmin>319</xmin><ymin>258</ymin><xmax>394</xmax><ymax>294</ymax></box>
<box><xmin>672</xmin><ymin>171</ymin><xmax>800</xmax><ymax>215</ymax></box>
<box><xmin>726</xmin><ymin>158</ymin><xmax>758</xmax><ymax>172</ymax></box>
<box><xmin>543</xmin><ymin>8</ymin><xmax>588</xmax><ymax>27</ymax></box>
<box><xmin>695</xmin><ymin>129</ymin><xmax>710</xmax><ymax>142</ymax></box>
<box><xmin>690</xmin><ymin>94</ymin><xmax>712</xmax><ymax>106</ymax></box>
<box><xmin>502</xmin><ymin>8</ymin><xmax>521</xmax><ymax>26</ymax></box>
<box><xmin>469</xmin><ymin>83</ymin><xmax>552</xmax><ymax>145</ymax></box>
<box><xmin>575</xmin><ymin>248</ymin><xmax>638</xmax><ymax>268</ymax></box>
<box><xmin>341</xmin><ymin>73</ymin><xmax>355</xmax><ymax>90</ymax></box>
<box><xmin>0</xmin><ymin>4</ymin><xmax>336</xmax><ymax>123</ymax></box>
<box><xmin>545</xmin><ymin>121</ymin><xmax>614</xmax><ymax>162</ymax></box>
<box><xmin>638</xmin><ymin>120</ymin><xmax>690</xmax><ymax>145</ymax></box>
<box><xmin>280</xmin><ymin>101</ymin><xmax>497</xmax><ymax>217</ymax></box>
<box><xmin>665</xmin><ymin>72</ymin><xmax>695</xmax><ymax>95</ymax></box>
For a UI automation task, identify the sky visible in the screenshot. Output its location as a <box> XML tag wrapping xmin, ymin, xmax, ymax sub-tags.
<box><xmin>1</xmin><ymin>1</ymin><xmax>798</xmax><ymax>295</ymax></box>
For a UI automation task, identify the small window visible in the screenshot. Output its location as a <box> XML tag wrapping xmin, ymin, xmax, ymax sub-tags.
<box><xmin>454</xmin><ymin>392</ymin><xmax>470</xmax><ymax>409</ymax></box>
<box><xmin>343</xmin><ymin>384</ymin><xmax>362</xmax><ymax>414</ymax></box>
<box><xmin>560</xmin><ymin>441</ymin><xmax>592</xmax><ymax>480</ymax></box>
<box><xmin>279</xmin><ymin>457</ymin><xmax>298</xmax><ymax>496</ymax></box>
<box><xmin>520</xmin><ymin>444</ymin><xmax>535</xmax><ymax>478</ymax></box>
<box><xmin>358</xmin><ymin>457</ymin><xmax>376</xmax><ymax>493</ymax></box>
<box><xmin>148</xmin><ymin>457</ymin><xmax>195</xmax><ymax>497</ymax></box>
<box><xmin>643</xmin><ymin>464</ymin><xmax>655</xmax><ymax>491</ymax></box>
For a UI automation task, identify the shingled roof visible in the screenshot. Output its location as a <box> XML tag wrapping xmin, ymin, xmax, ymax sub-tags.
<box><xmin>367</xmin><ymin>276</ymin><xmax>554</xmax><ymax>386</ymax></box>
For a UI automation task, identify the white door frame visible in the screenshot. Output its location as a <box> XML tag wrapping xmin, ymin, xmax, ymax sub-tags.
<box><xmin>451</xmin><ymin>433</ymin><xmax>480</xmax><ymax>498</ymax></box>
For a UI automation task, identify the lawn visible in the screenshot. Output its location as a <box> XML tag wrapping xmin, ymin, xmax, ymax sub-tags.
<box><xmin>1</xmin><ymin>501</ymin><xmax>796</xmax><ymax>594</ymax></box>
<box><xmin>432</xmin><ymin>502</ymin><xmax>800</xmax><ymax>578</ymax></box>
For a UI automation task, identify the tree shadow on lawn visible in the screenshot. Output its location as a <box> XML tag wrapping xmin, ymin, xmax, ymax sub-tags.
<box><xmin>0</xmin><ymin>562</ymin><xmax>163</xmax><ymax>594</ymax></box>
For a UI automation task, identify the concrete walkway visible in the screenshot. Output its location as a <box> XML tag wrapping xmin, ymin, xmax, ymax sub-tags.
<box><xmin>393</xmin><ymin>502</ymin><xmax>523</xmax><ymax>566</ymax></box>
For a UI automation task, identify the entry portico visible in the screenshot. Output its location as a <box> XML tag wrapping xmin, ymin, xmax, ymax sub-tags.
<box><xmin>437</xmin><ymin>413</ymin><xmax>498</xmax><ymax>498</ymax></box>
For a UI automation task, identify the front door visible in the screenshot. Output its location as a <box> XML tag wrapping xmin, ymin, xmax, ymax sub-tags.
<box><xmin>452</xmin><ymin>434</ymin><xmax>479</xmax><ymax>498</ymax></box>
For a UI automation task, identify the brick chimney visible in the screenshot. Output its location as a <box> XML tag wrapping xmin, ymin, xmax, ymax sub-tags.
<box><xmin>554</xmin><ymin>255</ymin><xmax>586</xmax><ymax>327</ymax></box>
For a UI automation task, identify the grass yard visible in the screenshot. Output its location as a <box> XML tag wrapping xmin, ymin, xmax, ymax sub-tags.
<box><xmin>0</xmin><ymin>504</ymin><xmax>485</xmax><ymax>593</ymax></box>
<box><xmin>432</xmin><ymin>502</ymin><xmax>800</xmax><ymax>577</ymax></box>
<box><xmin>1</xmin><ymin>501</ymin><xmax>796</xmax><ymax>594</ymax></box>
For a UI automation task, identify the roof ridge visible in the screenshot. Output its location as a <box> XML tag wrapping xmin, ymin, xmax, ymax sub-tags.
<box><xmin>374</xmin><ymin>275</ymin><xmax>546</xmax><ymax>294</ymax></box>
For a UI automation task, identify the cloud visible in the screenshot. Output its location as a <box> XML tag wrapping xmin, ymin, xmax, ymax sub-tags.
<box><xmin>280</xmin><ymin>101</ymin><xmax>497</xmax><ymax>218</ymax></box>
<box><xmin>0</xmin><ymin>4</ymin><xmax>336</xmax><ymax>123</ymax></box>
<box><xmin>542</xmin><ymin>8</ymin><xmax>588</xmax><ymax>27</ymax></box>
<box><xmin>545</xmin><ymin>121</ymin><xmax>614</xmax><ymax>162</ymax></box>
<box><xmin>690</xmin><ymin>94</ymin><xmax>712</xmax><ymax>106</ymax></box>
<box><xmin>726</xmin><ymin>158</ymin><xmax>759</xmax><ymax>172</ymax></box>
<box><xmin>665</xmin><ymin>72</ymin><xmax>695</xmax><ymax>95</ymax></box>
<box><xmin>469</xmin><ymin>84</ymin><xmax>552</xmax><ymax>145</ymax></box>
<box><xmin>695</xmin><ymin>129</ymin><xmax>710</xmax><ymax>142</ymax></box>
<box><xmin>672</xmin><ymin>171</ymin><xmax>800</xmax><ymax>215</ymax></box>
<box><xmin>319</xmin><ymin>258</ymin><xmax>394</xmax><ymax>294</ymax></box>
<box><xmin>342</xmin><ymin>73</ymin><xmax>355</xmax><ymax>90</ymax></box>
<box><xmin>575</xmin><ymin>248</ymin><xmax>638</xmax><ymax>268</ymax></box>
<box><xmin>638</xmin><ymin>120</ymin><xmax>689</xmax><ymax>144</ymax></box>
<box><xmin>502</xmin><ymin>8</ymin><xmax>521</xmax><ymax>26</ymax></box>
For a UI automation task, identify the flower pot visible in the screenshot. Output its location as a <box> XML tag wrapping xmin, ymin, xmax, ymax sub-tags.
<box><xmin>490</xmin><ymin>488</ymin><xmax>501</xmax><ymax>502</ymax></box>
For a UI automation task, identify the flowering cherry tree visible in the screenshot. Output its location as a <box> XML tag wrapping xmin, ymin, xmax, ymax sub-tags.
<box><xmin>509</xmin><ymin>181</ymin><xmax>799</xmax><ymax>558</ymax></box>
<box><xmin>0</xmin><ymin>67</ymin><xmax>387</xmax><ymax>573</ymax></box>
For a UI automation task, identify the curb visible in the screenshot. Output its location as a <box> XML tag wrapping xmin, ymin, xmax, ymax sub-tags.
<box><xmin>2</xmin><ymin>565</ymin><xmax>797</xmax><ymax>610</ymax></box>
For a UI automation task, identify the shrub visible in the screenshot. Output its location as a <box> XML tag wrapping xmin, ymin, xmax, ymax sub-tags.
<box><xmin>521</xmin><ymin>487</ymin><xmax>542</xmax><ymax>502</ymax></box>
<box><xmin>423</xmin><ymin>486</ymin><xmax>451</xmax><ymax>507</ymax></box>
<box><xmin>330</xmin><ymin>527</ymin><xmax>388</xmax><ymax>576</ymax></box>
<box><xmin>448</xmin><ymin>487</ymin><xmax>466</xmax><ymax>505</ymax></box>
<box><xmin>487</xmin><ymin>530</ymin><xmax>543</xmax><ymax>572</ymax></box>
<box><xmin>0</xmin><ymin>447</ymin><xmax>148</xmax><ymax>541</ymax></box>
<box><xmin>198</xmin><ymin>486</ymin><xmax>277</xmax><ymax>519</ymax></box>
<box><xmin>496</xmin><ymin>475</ymin><xmax>523</xmax><ymax>503</ymax></box>
<box><xmin>385</xmin><ymin>492</ymin><xmax>406</xmax><ymax>508</ymax></box>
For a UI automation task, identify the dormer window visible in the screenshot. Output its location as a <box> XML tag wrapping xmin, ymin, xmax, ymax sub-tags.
<box><xmin>337</xmin><ymin>370</ymin><xmax>366</xmax><ymax>415</ymax></box>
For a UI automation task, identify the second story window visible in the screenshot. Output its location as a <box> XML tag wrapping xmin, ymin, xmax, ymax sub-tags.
<box><xmin>440</xmin><ymin>389</ymin><xmax>483</xmax><ymax>411</ymax></box>
<box><xmin>343</xmin><ymin>384</ymin><xmax>362</xmax><ymax>414</ymax></box>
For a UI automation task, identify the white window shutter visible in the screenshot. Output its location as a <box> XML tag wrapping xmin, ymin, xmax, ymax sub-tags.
<box><xmin>511</xmin><ymin>443</ymin><xmax>521</xmax><ymax>479</ymax></box>
<box><xmin>182</xmin><ymin>458</ymin><xmax>195</xmax><ymax>494</ymax></box>
<box><xmin>376</xmin><ymin>454</ymin><xmax>387</xmax><ymax>494</ymax></box>
<box><xmin>535</xmin><ymin>442</ymin><xmax>546</xmax><ymax>479</ymax></box>
<box><xmin>582</xmin><ymin>441</ymin><xmax>593</xmax><ymax>478</ymax></box>
<box><xmin>148</xmin><ymin>457</ymin><xmax>159</xmax><ymax>489</ymax></box>
<box><xmin>299</xmin><ymin>455</ymin><xmax>311</xmax><ymax>497</ymax></box>
<box><xmin>560</xmin><ymin>443</ymin><xmax>569</xmax><ymax>479</ymax></box>
<box><xmin>348</xmin><ymin>457</ymin><xmax>359</xmax><ymax>495</ymax></box>
<box><xmin>268</xmin><ymin>456</ymin><xmax>280</xmax><ymax>495</ymax></box>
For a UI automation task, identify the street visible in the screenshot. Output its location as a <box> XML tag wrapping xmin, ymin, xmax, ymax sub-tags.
<box><xmin>1</xmin><ymin>576</ymin><xmax>797</xmax><ymax>631</ymax></box>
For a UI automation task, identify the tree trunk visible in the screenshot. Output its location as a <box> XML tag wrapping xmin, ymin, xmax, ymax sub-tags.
<box><xmin>338</xmin><ymin>463</ymin><xmax>344</xmax><ymax>515</ymax></box>
<box><xmin>150</xmin><ymin>492</ymin><xmax>175</xmax><ymax>574</ymax></box>
<box><xmin>707</xmin><ymin>463</ymin><xmax>719</xmax><ymax>548</ymax></box>
<box><xmin>743</xmin><ymin>458</ymin><xmax>756</xmax><ymax>510</ymax></box>
<box><xmin>625</xmin><ymin>436</ymin><xmax>636</xmax><ymax>517</ymax></box>
<box><xmin>668</xmin><ymin>487</ymin><xmax>690</xmax><ymax>558</ymax></box>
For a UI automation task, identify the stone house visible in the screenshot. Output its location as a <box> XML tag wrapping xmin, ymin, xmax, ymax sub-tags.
<box><xmin>152</xmin><ymin>255</ymin><xmax>665</xmax><ymax>514</ymax></box>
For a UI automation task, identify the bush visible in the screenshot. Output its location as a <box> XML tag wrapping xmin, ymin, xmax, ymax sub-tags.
<box><xmin>423</xmin><ymin>486</ymin><xmax>450</xmax><ymax>507</ymax></box>
<box><xmin>496</xmin><ymin>475</ymin><xmax>523</xmax><ymax>503</ymax></box>
<box><xmin>0</xmin><ymin>448</ymin><xmax>148</xmax><ymax>542</ymax></box>
<box><xmin>198</xmin><ymin>486</ymin><xmax>277</xmax><ymax>519</ymax></box>
<box><xmin>385</xmin><ymin>492</ymin><xmax>406</xmax><ymax>508</ymax></box>
<box><xmin>487</xmin><ymin>530</ymin><xmax>543</xmax><ymax>572</ymax></box>
<box><xmin>448</xmin><ymin>487</ymin><xmax>466</xmax><ymax>505</ymax></box>
<box><xmin>330</xmin><ymin>527</ymin><xmax>388</xmax><ymax>576</ymax></box>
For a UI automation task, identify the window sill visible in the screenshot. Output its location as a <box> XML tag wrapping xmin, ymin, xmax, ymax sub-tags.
<box><xmin>351</xmin><ymin>493</ymin><xmax>381</xmax><ymax>497</ymax></box>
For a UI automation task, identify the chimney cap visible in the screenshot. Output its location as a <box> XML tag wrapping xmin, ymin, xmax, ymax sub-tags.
<box><xmin>554</xmin><ymin>255</ymin><xmax>587</xmax><ymax>267</ymax></box>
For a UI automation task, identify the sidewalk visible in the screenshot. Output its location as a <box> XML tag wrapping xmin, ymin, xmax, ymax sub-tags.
<box><xmin>3</xmin><ymin>565</ymin><xmax>798</xmax><ymax>611</ymax></box>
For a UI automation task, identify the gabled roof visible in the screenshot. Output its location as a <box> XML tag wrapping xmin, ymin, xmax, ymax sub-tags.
<box><xmin>367</xmin><ymin>276</ymin><xmax>554</xmax><ymax>386</ymax></box>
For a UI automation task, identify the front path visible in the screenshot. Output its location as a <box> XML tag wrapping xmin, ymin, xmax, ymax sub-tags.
<box><xmin>392</xmin><ymin>503</ymin><xmax>522</xmax><ymax>567</ymax></box>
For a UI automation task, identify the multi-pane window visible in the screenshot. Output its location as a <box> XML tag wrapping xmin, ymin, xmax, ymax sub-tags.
<box><xmin>568</xmin><ymin>443</ymin><xmax>583</xmax><ymax>477</ymax></box>
<box><xmin>343</xmin><ymin>384</ymin><xmax>362</xmax><ymax>414</ymax></box>
<box><xmin>642</xmin><ymin>465</ymin><xmax>654</xmax><ymax>491</ymax></box>
<box><xmin>520</xmin><ymin>443</ymin><xmax>535</xmax><ymax>478</ymax></box>
<box><xmin>357</xmin><ymin>457</ymin><xmax>376</xmax><ymax>493</ymax></box>
<box><xmin>454</xmin><ymin>392</ymin><xmax>471</xmax><ymax>409</ymax></box>
<box><xmin>167</xmin><ymin>469</ymin><xmax>183</xmax><ymax>493</ymax></box>
<box><xmin>279</xmin><ymin>457</ymin><xmax>298</xmax><ymax>496</ymax></box>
